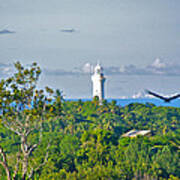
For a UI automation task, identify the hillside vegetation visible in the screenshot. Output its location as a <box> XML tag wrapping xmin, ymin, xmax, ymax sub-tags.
<box><xmin>0</xmin><ymin>62</ymin><xmax>179</xmax><ymax>180</ymax></box>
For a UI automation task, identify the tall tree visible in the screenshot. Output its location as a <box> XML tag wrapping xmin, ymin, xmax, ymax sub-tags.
<box><xmin>0</xmin><ymin>62</ymin><xmax>55</xmax><ymax>179</ymax></box>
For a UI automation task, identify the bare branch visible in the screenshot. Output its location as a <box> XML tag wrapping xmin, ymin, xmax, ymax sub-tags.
<box><xmin>15</xmin><ymin>115</ymin><xmax>24</xmax><ymax>129</ymax></box>
<box><xmin>27</xmin><ymin>122</ymin><xmax>43</xmax><ymax>156</ymax></box>
<box><xmin>28</xmin><ymin>144</ymin><xmax>38</xmax><ymax>156</ymax></box>
<box><xmin>2</xmin><ymin>122</ymin><xmax>22</xmax><ymax>136</ymax></box>
<box><xmin>28</xmin><ymin>143</ymin><xmax>50</xmax><ymax>179</ymax></box>
<box><xmin>13</xmin><ymin>152</ymin><xmax>21</xmax><ymax>180</ymax></box>
<box><xmin>25</xmin><ymin>127</ymin><xmax>34</xmax><ymax>137</ymax></box>
<box><xmin>0</xmin><ymin>146</ymin><xmax>11</xmax><ymax>180</ymax></box>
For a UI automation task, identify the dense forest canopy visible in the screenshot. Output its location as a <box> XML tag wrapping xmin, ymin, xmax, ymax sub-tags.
<box><xmin>0</xmin><ymin>62</ymin><xmax>179</xmax><ymax>180</ymax></box>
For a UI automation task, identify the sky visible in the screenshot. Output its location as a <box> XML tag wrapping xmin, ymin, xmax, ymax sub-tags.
<box><xmin>0</xmin><ymin>0</ymin><xmax>180</xmax><ymax>98</ymax></box>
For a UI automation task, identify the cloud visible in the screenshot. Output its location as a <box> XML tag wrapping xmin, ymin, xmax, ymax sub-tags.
<box><xmin>131</xmin><ymin>90</ymin><xmax>158</xmax><ymax>99</ymax></box>
<box><xmin>44</xmin><ymin>68</ymin><xmax>76</xmax><ymax>76</ymax></box>
<box><xmin>44</xmin><ymin>63</ymin><xmax>93</xmax><ymax>76</ymax></box>
<box><xmin>44</xmin><ymin>59</ymin><xmax>180</xmax><ymax>77</ymax></box>
<box><xmin>146</xmin><ymin>59</ymin><xmax>180</xmax><ymax>76</ymax></box>
<box><xmin>60</xmin><ymin>28</ymin><xmax>77</xmax><ymax>33</ymax></box>
<box><xmin>132</xmin><ymin>91</ymin><xmax>145</xmax><ymax>99</ymax></box>
<box><xmin>104</xmin><ymin>58</ymin><xmax>180</xmax><ymax>76</ymax></box>
<box><xmin>104</xmin><ymin>64</ymin><xmax>149</xmax><ymax>75</ymax></box>
<box><xmin>0</xmin><ymin>29</ymin><xmax>15</xmax><ymax>35</ymax></box>
<box><xmin>131</xmin><ymin>91</ymin><xmax>152</xmax><ymax>99</ymax></box>
<box><xmin>151</xmin><ymin>58</ymin><xmax>166</xmax><ymax>68</ymax></box>
<box><xmin>81</xmin><ymin>63</ymin><xmax>94</xmax><ymax>73</ymax></box>
<box><xmin>44</xmin><ymin>62</ymin><xmax>93</xmax><ymax>76</ymax></box>
<box><xmin>0</xmin><ymin>63</ymin><xmax>13</xmax><ymax>77</ymax></box>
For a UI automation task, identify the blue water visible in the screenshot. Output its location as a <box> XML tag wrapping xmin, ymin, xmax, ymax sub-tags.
<box><xmin>66</xmin><ymin>98</ymin><xmax>180</xmax><ymax>108</ymax></box>
<box><xmin>113</xmin><ymin>98</ymin><xmax>180</xmax><ymax>107</ymax></box>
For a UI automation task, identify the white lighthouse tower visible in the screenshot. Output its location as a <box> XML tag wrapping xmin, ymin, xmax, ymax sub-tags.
<box><xmin>91</xmin><ymin>64</ymin><xmax>106</xmax><ymax>102</ymax></box>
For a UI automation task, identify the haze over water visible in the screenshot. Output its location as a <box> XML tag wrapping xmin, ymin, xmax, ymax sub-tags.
<box><xmin>39</xmin><ymin>73</ymin><xmax>180</xmax><ymax>99</ymax></box>
<box><xmin>1</xmin><ymin>0</ymin><xmax>180</xmax><ymax>98</ymax></box>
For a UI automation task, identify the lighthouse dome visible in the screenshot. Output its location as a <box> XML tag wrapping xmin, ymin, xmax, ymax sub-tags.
<box><xmin>94</xmin><ymin>64</ymin><xmax>103</xmax><ymax>74</ymax></box>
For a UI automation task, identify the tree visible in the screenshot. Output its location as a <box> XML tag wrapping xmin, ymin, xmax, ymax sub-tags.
<box><xmin>0</xmin><ymin>62</ymin><xmax>55</xmax><ymax>179</ymax></box>
<box><xmin>0</xmin><ymin>146</ymin><xmax>11</xmax><ymax>180</ymax></box>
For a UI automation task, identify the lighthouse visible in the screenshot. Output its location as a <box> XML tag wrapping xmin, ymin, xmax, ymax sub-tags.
<box><xmin>91</xmin><ymin>64</ymin><xmax>106</xmax><ymax>102</ymax></box>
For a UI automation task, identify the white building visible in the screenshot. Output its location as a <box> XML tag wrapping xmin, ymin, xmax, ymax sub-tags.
<box><xmin>91</xmin><ymin>64</ymin><xmax>106</xmax><ymax>101</ymax></box>
<box><xmin>122</xmin><ymin>129</ymin><xmax>151</xmax><ymax>138</ymax></box>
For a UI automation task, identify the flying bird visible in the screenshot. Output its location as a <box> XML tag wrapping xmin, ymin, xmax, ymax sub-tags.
<box><xmin>145</xmin><ymin>90</ymin><xmax>180</xmax><ymax>103</ymax></box>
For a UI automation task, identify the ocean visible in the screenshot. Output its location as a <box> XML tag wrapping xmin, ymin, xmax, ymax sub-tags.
<box><xmin>66</xmin><ymin>98</ymin><xmax>180</xmax><ymax>108</ymax></box>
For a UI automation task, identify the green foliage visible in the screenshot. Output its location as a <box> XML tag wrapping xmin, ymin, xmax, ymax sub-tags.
<box><xmin>0</xmin><ymin>62</ymin><xmax>180</xmax><ymax>179</ymax></box>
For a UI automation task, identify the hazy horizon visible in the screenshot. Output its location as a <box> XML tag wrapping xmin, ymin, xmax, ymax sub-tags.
<box><xmin>1</xmin><ymin>0</ymin><xmax>180</xmax><ymax>98</ymax></box>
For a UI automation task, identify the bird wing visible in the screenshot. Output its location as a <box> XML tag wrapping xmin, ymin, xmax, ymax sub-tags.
<box><xmin>168</xmin><ymin>94</ymin><xmax>180</xmax><ymax>101</ymax></box>
<box><xmin>145</xmin><ymin>90</ymin><xmax>167</xmax><ymax>100</ymax></box>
